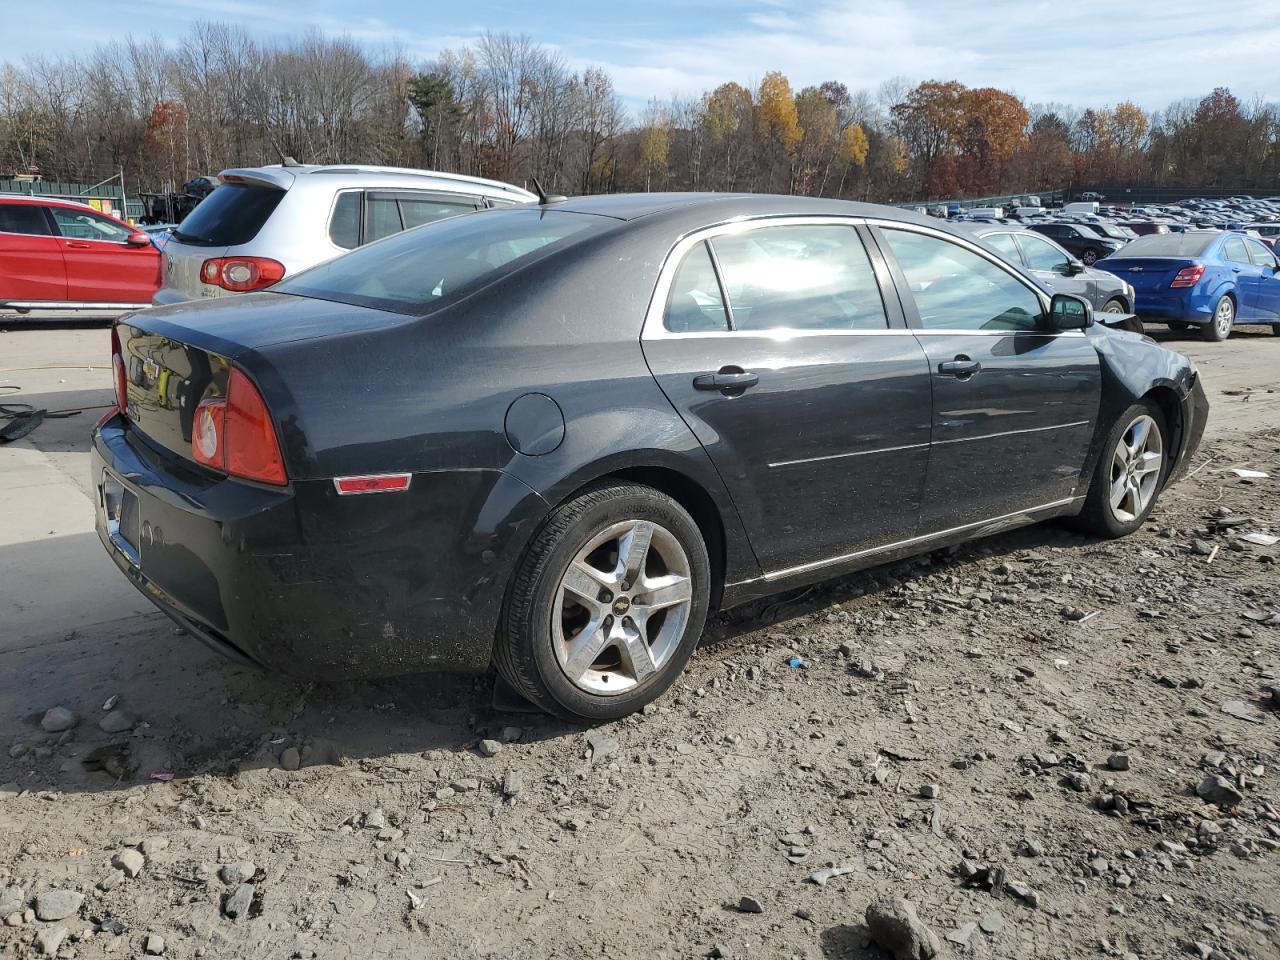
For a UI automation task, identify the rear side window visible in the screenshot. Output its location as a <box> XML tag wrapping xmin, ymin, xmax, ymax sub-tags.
<box><xmin>1223</xmin><ymin>236</ymin><xmax>1251</xmax><ymax>263</ymax></box>
<box><xmin>399</xmin><ymin>197</ymin><xmax>477</xmax><ymax>229</ymax></box>
<box><xmin>275</xmin><ymin>207</ymin><xmax>606</xmax><ymax>315</ymax></box>
<box><xmin>710</xmin><ymin>225</ymin><xmax>888</xmax><ymax>331</ymax></box>
<box><xmin>367</xmin><ymin>197</ymin><xmax>402</xmax><ymax>243</ymax></box>
<box><xmin>665</xmin><ymin>242</ymin><xmax>728</xmax><ymax>332</ymax></box>
<box><xmin>882</xmin><ymin>228</ymin><xmax>1043</xmax><ymax>331</ymax></box>
<box><xmin>0</xmin><ymin>203</ymin><xmax>51</xmax><ymax>236</ymax></box>
<box><xmin>328</xmin><ymin>192</ymin><xmax>360</xmax><ymax>249</ymax></box>
<box><xmin>172</xmin><ymin>184</ymin><xmax>285</xmax><ymax>246</ymax></box>
<box><xmin>48</xmin><ymin>207</ymin><xmax>132</xmax><ymax>242</ymax></box>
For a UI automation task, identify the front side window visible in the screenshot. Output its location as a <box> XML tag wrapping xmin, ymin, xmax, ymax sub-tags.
<box><xmin>882</xmin><ymin>228</ymin><xmax>1043</xmax><ymax>331</ymax></box>
<box><xmin>49</xmin><ymin>207</ymin><xmax>132</xmax><ymax>243</ymax></box>
<box><xmin>1020</xmin><ymin>234</ymin><xmax>1072</xmax><ymax>275</ymax></box>
<box><xmin>665</xmin><ymin>242</ymin><xmax>728</xmax><ymax>333</ymax></box>
<box><xmin>709</xmin><ymin>225</ymin><xmax>888</xmax><ymax>331</ymax></box>
<box><xmin>983</xmin><ymin>233</ymin><xmax>1022</xmax><ymax>263</ymax></box>
<box><xmin>1247</xmin><ymin>239</ymin><xmax>1278</xmax><ymax>268</ymax></box>
<box><xmin>0</xmin><ymin>203</ymin><xmax>51</xmax><ymax>236</ymax></box>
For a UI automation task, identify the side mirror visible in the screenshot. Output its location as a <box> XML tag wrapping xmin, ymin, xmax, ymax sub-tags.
<box><xmin>126</xmin><ymin>232</ymin><xmax>151</xmax><ymax>247</ymax></box>
<box><xmin>1065</xmin><ymin>259</ymin><xmax>1085</xmax><ymax>276</ymax></box>
<box><xmin>1050</xmin><ymin>293</ymin><xmax>1094</xmax><ymax>330</ymax></box>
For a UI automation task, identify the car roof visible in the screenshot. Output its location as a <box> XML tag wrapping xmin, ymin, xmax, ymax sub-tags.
<box><xmin>217</xmin><ymin>163</ymin><xmax>538</xmax><ymax>200</ymax></box>
<box><xmin>547</xmin><ymin>192</ymin><xmax>950</xmax><ymax>231</ymax></box>
<box><xmin>0</xmin><ymin>193</ymin><xmax>97</xmax><ymax>210</ymax></box>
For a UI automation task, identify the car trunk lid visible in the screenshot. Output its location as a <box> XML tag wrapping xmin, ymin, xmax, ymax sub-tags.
<box><xmin>1099</xmin><ymin>257</ymin><xmax>1197</xmax><ymax>291</ymax></box>
<box><xmin>116</xmin><ymin>293</ymin><xmax>411</xmax><ymax>462</ymax></box>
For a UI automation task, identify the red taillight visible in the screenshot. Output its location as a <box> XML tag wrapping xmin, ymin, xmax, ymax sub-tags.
<box><xmin>200</xmin><ymin>256</ymin><xmax>286</xmax><ymax>292</ymax></box>
<box><xmin>1170</xmin><ymin>265</ymin><xmax>1205</xmax><ymax>288</ymax></box>
<box><xmin>111</xmin><ymin>325</ymin><xmax>128</xmax><ymax>412</ymax></box>
<box><xmin>190</xmin><ymin>368</ymin><xmax>287</xmax><ymax>486</ymax></box>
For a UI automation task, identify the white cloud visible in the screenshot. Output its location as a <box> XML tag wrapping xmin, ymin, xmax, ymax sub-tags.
<box><xmin>574</xmin><ymin>0</ymin><xmax>1280</xmax><ymax>110</ymax></box>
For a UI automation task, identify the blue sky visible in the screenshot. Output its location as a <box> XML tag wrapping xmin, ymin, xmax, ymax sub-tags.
<box><xmin>8</xmin><ymin>0</ymin><xmax>1280</xmax><ymax>111</ymax></box>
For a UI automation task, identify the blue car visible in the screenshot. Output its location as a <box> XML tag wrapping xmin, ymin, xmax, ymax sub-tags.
<box><xmin>1099</xmin><ymin>230</ymin><xmax>1280</xmax><ymax>341</ymax></box>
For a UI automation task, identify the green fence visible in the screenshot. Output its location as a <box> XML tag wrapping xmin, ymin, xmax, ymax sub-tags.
<box><xmin>0</xmin><ymin>178</ymin><xmax>143</xmax><ymax>221</ymax></box>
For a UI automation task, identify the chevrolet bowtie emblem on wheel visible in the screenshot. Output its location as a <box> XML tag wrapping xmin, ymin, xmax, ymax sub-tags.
<box><xmin>142</xmin><ymin>357</ymin><xmax>160</xmax><ymax>380</ymax></box>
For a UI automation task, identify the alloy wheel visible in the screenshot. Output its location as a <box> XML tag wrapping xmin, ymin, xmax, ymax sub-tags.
<box><xmin>1214</xmin><ymin>297</ymin><xmax>1234</xmax><ymax>338</ymax></box>
<box><xmin>1108</xmin><ymin>414</ymin><xmax>1163</xmax><ymax>523</ymax></box>
<box><xmin>552</xmin><ymin>520</ymin><xmax>693</xmax><ymax>695</ymax></box>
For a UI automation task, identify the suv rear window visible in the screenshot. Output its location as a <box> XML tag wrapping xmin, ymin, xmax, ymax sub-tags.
<box><xmin>1112</xmin><ymin>233</ymin><xmax>1216</xmax><ymax>258</ymax></box>
<box><xmin>275</xmin><ymin>208</ymin><xmax>607</xmax><ymax>315</ymax></box>
<box><xmin>172</xmin><ymin>184</ymin><xmax>285</xmax><ymax>246</ymax></box>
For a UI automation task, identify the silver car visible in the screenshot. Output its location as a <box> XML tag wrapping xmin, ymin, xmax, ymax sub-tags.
<box><xmin>154</xmin><ymin>164</ymin><xmax>537</xmax><ymax>305</ymax></box>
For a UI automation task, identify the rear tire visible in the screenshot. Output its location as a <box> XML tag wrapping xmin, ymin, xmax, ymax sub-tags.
<box><xmin>1270</xmin><ymin>323</ymin><xmax>1280</xmax><ymax>336</ymax></box>
<box><xmin>1071</xmin><ymin>401</ymin><xmax>1168</xmax><ymax>539</ymax></box>
<box><xmin>1202</xmin><ymin>295</ymin><xmax>1234</xmax><ymax>341</ymax></box>
<box><xmin>1082</xmin><ymin>250</ymin><xmax>1099</xmax><ymax>265</ymax></box>
<box><xmin>494</xmin><ymin>482</ymin><xmax>710</xmax><ymax>722</ymax></box>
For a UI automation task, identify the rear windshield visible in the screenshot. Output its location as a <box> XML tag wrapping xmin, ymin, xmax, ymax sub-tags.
<box><xmin>172</xmin><ymin>184</ymin><xmax>285</xmax><ymax>246</ymax></box>
<box><xmin>1110</xmin><ymin>233</ymin><xmax>1217</xmax><ymax>258</ymax></box>
<box><xmin>275</xmin><ymin>207</ymin><xmax>607</xmax><ymax>315</ymax></box>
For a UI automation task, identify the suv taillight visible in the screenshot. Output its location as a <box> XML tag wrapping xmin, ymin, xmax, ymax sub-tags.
<box><xmin>200</xmin><ymin>256</ymin><xmax>286</xmax><ymax>292</ymax></box>
<box><xmin>1170</xmin><ymin>265</ymin><xmax>1205</xmax><ymax>288</ymax></box>
<box><xmin>111</xmin><ymin>325</ymin><xmax>127</xmax><ymax>412</ymax></box>
<box><xmin>191</xmin><ymin>368</ymin><xmax>287</xmax><ymax>485</ymax></box>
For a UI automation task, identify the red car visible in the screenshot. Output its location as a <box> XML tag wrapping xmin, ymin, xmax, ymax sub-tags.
<box><xmin>0</xmin><ymin>196</ymin><xmax>161</xmax><ymax>313</ymax></box>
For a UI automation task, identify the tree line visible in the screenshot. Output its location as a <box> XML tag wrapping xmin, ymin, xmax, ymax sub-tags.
<box><xmin>1</xmin><ymin>24</ymin><xmax>1277</xmax><ymax>203</ymax></box>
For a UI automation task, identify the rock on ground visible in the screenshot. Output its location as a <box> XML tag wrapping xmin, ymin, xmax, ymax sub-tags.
<box><xmin>865</xmin><ymin>898</ymin><xmax>940</xmax><ymax>960</ymax></box>
<box><xmin>33</xmin><ymin>889</ymin><xmax>82</xmax><ymax>922</ymax></box>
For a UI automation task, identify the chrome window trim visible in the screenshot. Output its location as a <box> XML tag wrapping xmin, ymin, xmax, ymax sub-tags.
<box><xmin>641</xmin><ymin>214</ymin><xmax>1079</xmax><ymax>341</ymax></box>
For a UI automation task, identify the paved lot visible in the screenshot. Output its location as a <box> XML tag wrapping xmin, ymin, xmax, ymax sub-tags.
<box><xmin>1</xmin><ymin>316</ymin><xmax>1277</xmax><ymax>959</ymax></box>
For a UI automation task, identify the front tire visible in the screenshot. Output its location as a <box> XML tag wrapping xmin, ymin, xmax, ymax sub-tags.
<box><xmin>495</xmin><ymin>483</ymin><xmax>710</xmax><ymax>722</ymax></box>
<box><xmin>1202</xmin><ymin>295</ymin><xmax>1234</xmax><ymax>341</ymax></box>
<box><xmin>1072</xmin><ymin>402</ymin><xmax>1168</xmax><ymax>539</ymax></box>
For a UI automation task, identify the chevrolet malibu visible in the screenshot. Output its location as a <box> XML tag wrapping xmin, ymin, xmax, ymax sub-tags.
<box><xmin>94</xmin><ymin>194</ymin><xmax>1208</xmax><ymax>721</ymax></box>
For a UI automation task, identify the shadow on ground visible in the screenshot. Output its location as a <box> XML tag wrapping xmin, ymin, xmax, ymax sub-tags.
<box><xmin>1</xmin><ymin>511</ymin><xmax>1093</xmax><ymax>802</ymax></box>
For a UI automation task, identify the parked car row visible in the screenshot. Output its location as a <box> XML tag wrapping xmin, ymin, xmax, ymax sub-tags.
<box><xmin>942</xmin><ymin>195</ymin><xmax>1280</xmax><ymax>341</ymax></box>
<box><xmin>1</xmin><ymin>165</ymin><xmax>537</xmax><ymax>314</ymax></box>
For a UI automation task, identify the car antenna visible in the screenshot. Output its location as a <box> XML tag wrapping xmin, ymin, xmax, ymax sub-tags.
<box><xmin>529</xmin><ymin>176</ymin><xmax>566</xmax><ymax>205</ymax></box>
<box><xmin>271</xmin><ymin>141</ymin><xmax>301</xmax><ymax>168</ymax></box>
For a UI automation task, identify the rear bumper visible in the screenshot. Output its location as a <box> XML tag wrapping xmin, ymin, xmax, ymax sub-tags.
<box><xmin>92</xmin><ymin>413</ymin><xmax>549</xmax><ymax>680</ymax></box>
<box><xmin>1133</xmin><ymin>290</ymin><xmax>1214</xmax><ymax>324</ymax></box>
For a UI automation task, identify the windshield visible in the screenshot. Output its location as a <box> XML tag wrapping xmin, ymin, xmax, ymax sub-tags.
<box><xmin>275</xmin><ymin>207</ymin><xmax>608</xmax><ymax>315</ymax></box>
<box><xmin>173</xmin><ymin>184</ymin><xmax>285</xmax><ymax>246</ymax></box>
<box><xmin>1109</xmin><ymin>233</ymin><xmax>1217</xmax><ymax>258</ymax></box>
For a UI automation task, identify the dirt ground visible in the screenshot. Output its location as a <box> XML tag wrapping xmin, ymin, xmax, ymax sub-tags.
<box><xmin>1</xmin><ymin>319</ymin><xmax>1278</xmax><ymax>960</ymax></box>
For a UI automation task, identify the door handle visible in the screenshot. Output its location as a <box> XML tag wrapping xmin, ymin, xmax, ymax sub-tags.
<box><xmin>693</xmin><ymin>368</ymin><xmax>759</xmax><ymax>393</ymax></box>
<box><xmin>1231</xmin><ymin>267</ymin><xmax>1242</xmax><ymax>274</ymax></box>
<box><xmin>938</xmin><ymin>356</ymin><xmax>982</xmax><ymax>379</ymax></box>
<box><xmin>64</xmin><ymin>241</ymin><xmax>91</xmax><ymax>249</ymax></box>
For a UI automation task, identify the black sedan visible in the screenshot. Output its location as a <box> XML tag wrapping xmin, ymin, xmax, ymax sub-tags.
<box><xmin>1029</xmin><ymin>222</ymin><xmax>1126</xmax><ymax>265</ymax></box>
<box><xmin>94</xmin><ymin>194</ymin><xmax>1208</xmax><ymax>721</ymax></box>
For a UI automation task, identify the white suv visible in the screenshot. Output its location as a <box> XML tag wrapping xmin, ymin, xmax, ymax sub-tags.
<box><xmin>153</xmin><ymin>164</ymin><xmax>536</xmax><ymax>305</ymax></box>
